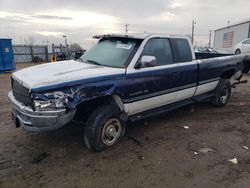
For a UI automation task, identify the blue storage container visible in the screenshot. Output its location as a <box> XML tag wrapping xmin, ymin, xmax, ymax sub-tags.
<box><xmin>0</xmin><ymin>39</ymin><xmax>15</xmax><ymax>72</ymax></box>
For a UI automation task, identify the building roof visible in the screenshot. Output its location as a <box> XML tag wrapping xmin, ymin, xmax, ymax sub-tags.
<box><xmin>215</xmin><ymin>19</ymin><xmax>250</xmax><ymax>32</ymax></box>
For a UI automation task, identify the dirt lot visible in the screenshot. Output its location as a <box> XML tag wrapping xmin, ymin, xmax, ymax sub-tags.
<box><xmin>1</xmin><ymin>63</ymin><xmax>250</xmax><ymax>188</ymax></box>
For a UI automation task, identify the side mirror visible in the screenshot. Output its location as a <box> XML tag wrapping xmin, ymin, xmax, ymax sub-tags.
<box><xmin>138</xmin><ymin>55</ymin><xmax>156</xmax><ymax>68</ymax></box>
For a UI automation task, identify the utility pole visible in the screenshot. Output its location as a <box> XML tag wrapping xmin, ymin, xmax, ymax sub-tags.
<box><xmin>63</xmin><ymin>35</ymin><xmax>68</xmax><ymax>47</ymax></box>
<box><xmin>125</xmin><ymin>24</ymin><xmax>129</xmax><ymax>34</ymax></box>
<box><xmin>208</xmin><ymin>30</ymin><xmax>212</xmax><ymax>48</ymax></box>
<box><xmin>191</xmin><ymin>20</ymin><xmax>196</xmax><ymax>45</ymax></box>
<box><xmin>63</xmin><ymin>35</ymin><xmax>69</xmax><ymax>58</ymax></box>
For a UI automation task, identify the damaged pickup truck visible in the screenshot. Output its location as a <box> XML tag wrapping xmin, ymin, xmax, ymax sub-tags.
<box><xmin>9</xmin><ymin>34</ymin><xmax>246</xmax><ymax>151</ymax></box>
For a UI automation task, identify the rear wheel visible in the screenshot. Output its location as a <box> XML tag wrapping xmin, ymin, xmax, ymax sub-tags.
<box><xmin>242</xmin><ymin>61</ymin><xmax>250</xmax><ymax>74</ymax></box>
<box><xmin>84</xmin><ymin>105</ymin><xmax>126</xmax><ymax>152</ymax></box>
<box><xmin>211</xmin><ymin>79</ymin><xmax>231</xmax><ymax>107</ymax></box>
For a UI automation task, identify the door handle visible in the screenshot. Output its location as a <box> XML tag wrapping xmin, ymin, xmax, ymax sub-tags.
<box><xmin>172</xmin><ymin>71</ymin><xmax>180</xmax><ymax>76</ymax></box>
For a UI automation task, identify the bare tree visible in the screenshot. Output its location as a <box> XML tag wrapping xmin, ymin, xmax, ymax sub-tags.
<box><xmin>70</xmin><ymin>43</ymin><xmax>83</xmax><ymax>52</ymax></box>
<box><xmin>28</xmin><ymin>36</ymin><xmax>35</xmax><ymax>45</ymax></box>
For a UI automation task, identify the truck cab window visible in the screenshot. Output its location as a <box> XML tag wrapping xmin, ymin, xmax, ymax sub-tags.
<box><xmin>80</xmin><ymin>37</ymin><xmax>141</xmax><ymax>68</ymax></box>
<box><xmin>141</xmin><ymin>38</ymin><xmax>173</xmax><ymax>66</ymax></box>
<box><xmin>171</xmin><ymin>39</ymin><xmax>193</xmax><ymax>63</ymax></box>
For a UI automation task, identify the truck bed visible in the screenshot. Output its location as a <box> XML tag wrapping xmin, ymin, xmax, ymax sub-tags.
<box><xmin>195</xmin><ymin>52</ymin><xmax>234</xmax><ymax>59</ymax></box>
<box><xmin>195</xmin><ymin>52</ymin><xmax>250</xmax><ymax>74</ymax></box>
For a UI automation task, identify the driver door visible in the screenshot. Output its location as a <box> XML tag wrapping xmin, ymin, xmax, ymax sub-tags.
<box><xmin>124</xmin><ymin>38</ymin><xmax>180</xmax><ymax>115</ymax></box>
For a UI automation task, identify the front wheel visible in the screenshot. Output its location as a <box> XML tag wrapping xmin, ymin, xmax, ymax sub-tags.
<box><xmin>235</xmin><ymin>49</ymin><xmax>241</xmax><ymax>54</ymax></box>
<box><xmin>84</xmin><ymin>105</ymin><xmax>126</xmax><ymax>152</ymax></box>
<box><xmin>211</xmin><ymin>79</ymin><xmax>231</xmax><ymax>107</ymax></box>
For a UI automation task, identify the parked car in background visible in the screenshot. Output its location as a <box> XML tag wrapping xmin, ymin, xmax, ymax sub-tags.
<box><xmin>234</xmin><ymin>38</ymin><xmax>250</xmax><ymax>54</ymax></box>
<box><xmin>73</xmin><ymin>50</ymin><xmax>86</xmax><ymax>60</ymax></box>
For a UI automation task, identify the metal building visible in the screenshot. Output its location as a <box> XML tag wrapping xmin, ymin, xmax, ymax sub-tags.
<box><xmin>0</xmin><ymin>39</ymin><xmax>15</xmax><ymax>72</ymax></box>
<box><xmin>214</xmin><ymin>20</ymin><xmax>250</xmax><ymax>53</ymax></box>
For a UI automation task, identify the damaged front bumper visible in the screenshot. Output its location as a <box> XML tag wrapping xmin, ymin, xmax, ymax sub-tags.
<box><xmin>8</xmin><ymin>91</ymin><xmax>76</xmax><ymax>132</ymax></box>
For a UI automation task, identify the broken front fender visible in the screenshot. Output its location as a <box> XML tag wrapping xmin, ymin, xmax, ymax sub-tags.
<box><xmin>32</xmin><ymin>83</ymin><xmax>117</xmax><ymax>110</ymax></box>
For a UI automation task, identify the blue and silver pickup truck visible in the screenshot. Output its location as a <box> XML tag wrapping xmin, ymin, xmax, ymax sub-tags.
<box><xmin>9</xmin><ymin>34</ymin><xmax>246</xmax><ymax>151</ymax></box>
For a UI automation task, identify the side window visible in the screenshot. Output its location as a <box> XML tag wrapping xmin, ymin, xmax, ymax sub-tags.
<box><xmin>141</xmin><ymin>38</ymin><xmax>173</xmax><ymax>66</ymax></box>
<box><xmin>171</xmin><ymin>39</ymin><xmax>193</xmax><ymax>63</ymax></box>
<box><xmin>243</xmin><ymin>39</ymin><xmax>250</xmax><ymax>44</ymax></box>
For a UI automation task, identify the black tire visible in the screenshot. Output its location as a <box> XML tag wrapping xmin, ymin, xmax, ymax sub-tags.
<box><xmin>235</xmin><ymin>49</ymin><xmax>241</xmax><ymax>54</ymax></box>
<box><xmin>84</xmin><ymin>105</ymin><xmax>126</xmax><ymax>152</ymax></box>
<box><xmin>242</xmin><ymin>61</ymin><xmax>250</xmax><ymax>74</ymax></box>
<box><xmin>211</xmin><ymin>79</ymin><xmax>231</xmax><ymax>107</ymax></box>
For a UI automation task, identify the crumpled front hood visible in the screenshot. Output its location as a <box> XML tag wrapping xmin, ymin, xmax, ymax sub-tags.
<box><xmin>12</xmin><ymin>60</ymin><xmax>125</xmax><ymax>91</ymax></box>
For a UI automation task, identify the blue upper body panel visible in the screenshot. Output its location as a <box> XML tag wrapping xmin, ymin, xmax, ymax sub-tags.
<box><xmin>32</xmin><ymin>53</ymin><xmax>244</xmax><ymax>110</ymax></box>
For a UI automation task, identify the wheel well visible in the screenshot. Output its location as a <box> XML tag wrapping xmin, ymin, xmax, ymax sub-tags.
<box><xmin>220</xmin><ymin>69</ymin><xmax>235</xmax><ymax>79</ymax></box>
<box><xmin>74</xmin><ymin>95</ymin><xmax>124</xmax><ymax>121</ymax></box>
<box><xmin>235</xmin><ymin>49</ymin><xmax>241</xmax><ymax>53</ymax></box>
<box><xmin>241</xmin><ymin>62</ymin><xmax>250</xmax><ymax>73</ymax></box>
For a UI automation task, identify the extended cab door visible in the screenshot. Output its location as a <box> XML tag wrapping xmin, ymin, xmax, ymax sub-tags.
<box><xmin>124</xmin><ymin>38</ymin><xmax>180</xmax><ymax>115</ymax></box>
<box><xmin>169</xmin><ymin>38</ymin><xmax>198</xmax><ymax>101</ymax></box>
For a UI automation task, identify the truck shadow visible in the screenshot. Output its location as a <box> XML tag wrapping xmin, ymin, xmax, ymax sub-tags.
<box><xmin>126</xmin><ymin>101</ymin><xmax>212</xmax><ymax>137</ymax></box>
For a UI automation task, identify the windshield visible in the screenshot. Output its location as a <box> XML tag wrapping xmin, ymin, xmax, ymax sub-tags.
<box><xmin>79</xmin><ymin>37</ymin><xmax>141</xmax><ymax>68</ymax></box>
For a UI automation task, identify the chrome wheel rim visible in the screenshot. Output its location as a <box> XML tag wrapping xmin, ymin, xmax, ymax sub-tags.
<box><xmin>101</xmin><ymin>118</ymin><xmax>122</xmax><ymax>146</ymax></box>
<box><xmin>220</xmin><ymin>86</ymin><xmax>229</xmax><ymax>104</ymax></box>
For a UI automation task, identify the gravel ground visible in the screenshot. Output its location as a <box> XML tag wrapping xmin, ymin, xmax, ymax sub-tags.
<box><xmin>1</xmin><ymin>63</ymin><xmax>250</xmax><ymax>188</ymax></box>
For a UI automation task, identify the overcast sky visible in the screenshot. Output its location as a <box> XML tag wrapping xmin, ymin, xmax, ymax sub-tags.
<box><xmin>0</xmin><ymin>0</ymin><xmax>250</xmax><ymax>48</ymax></box>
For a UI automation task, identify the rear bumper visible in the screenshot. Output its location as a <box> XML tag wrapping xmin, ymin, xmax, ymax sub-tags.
<box><xmin>8</xmin><ymin>91</ymin><xmax>76</xmax><ymax>132</ymax></box>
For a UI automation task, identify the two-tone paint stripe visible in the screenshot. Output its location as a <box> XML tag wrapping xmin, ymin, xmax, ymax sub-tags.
<box><xmin>123</xmin><ymin>78</ymin><xmax>220</xmax><ymax>104</ymax></box>
<box><xmin>124</xmin><ymin>79</ymin><xmax>219</xmax><ymax>115</ymax></box>
<box><xmin>31</xmin><ymin>73</ymin><xmax>125</xmax><ymax>92</ymax></box>
<box><xmin>123</xmin><ymin>83</ymin><xmax>197</xmax><ymax>103</ymax></box>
